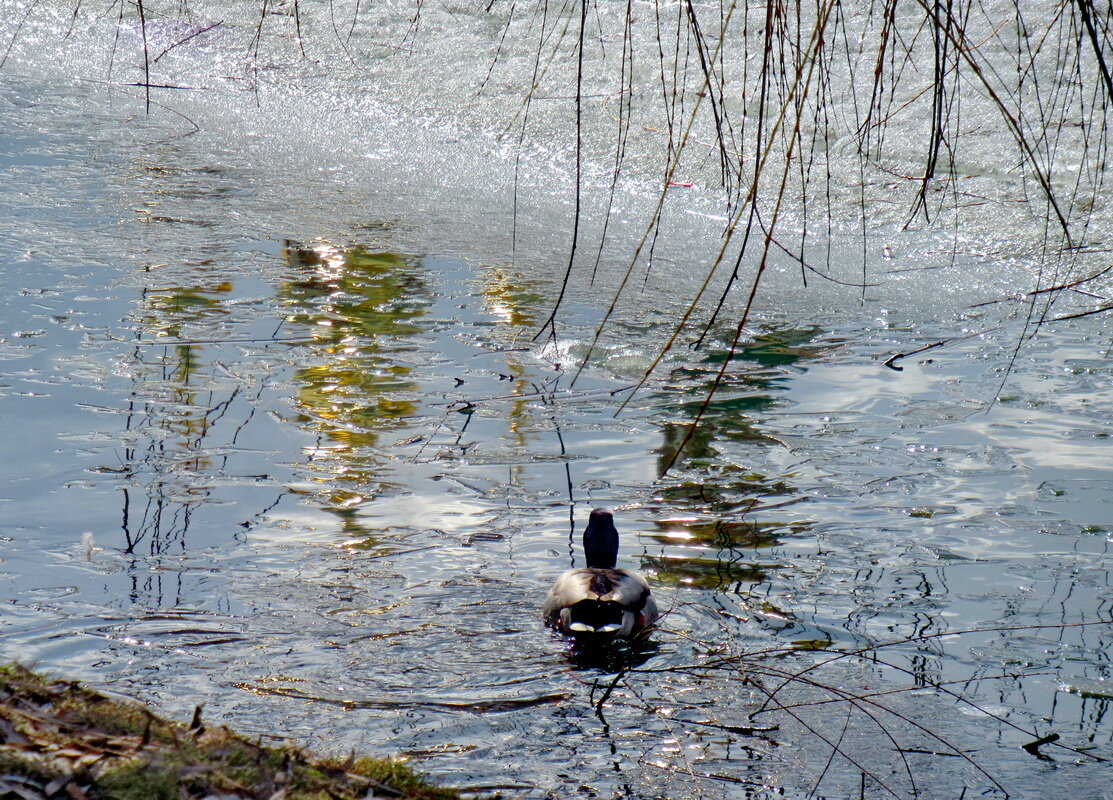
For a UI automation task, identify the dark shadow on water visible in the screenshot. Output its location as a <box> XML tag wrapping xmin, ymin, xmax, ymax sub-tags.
<box><xmin>560</xmin><ymin>633</ymin><xmax>661</xmax><ymax>672</ymax></box>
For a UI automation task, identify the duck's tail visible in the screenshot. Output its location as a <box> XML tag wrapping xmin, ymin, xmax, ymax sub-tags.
<box><xmin>564</xmin><ymin>599</ymin><xmax>626</xmax><ymax>634</ymax></box>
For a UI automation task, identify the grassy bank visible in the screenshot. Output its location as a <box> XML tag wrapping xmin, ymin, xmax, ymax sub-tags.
<box><xmin>0</xmin><ymin>664</ymin><xmax>464</xmax><ymax>800</ymax></box>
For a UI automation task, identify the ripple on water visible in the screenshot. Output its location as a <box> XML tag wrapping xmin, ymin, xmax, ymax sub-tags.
<box><xmin>1</xmin><ymin>71</ymin><xmax>1112</xmax><ymax>799</ymax></box>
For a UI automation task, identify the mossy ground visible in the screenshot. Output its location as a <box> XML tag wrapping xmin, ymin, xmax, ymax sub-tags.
<box><xmin>0</xmin><ymin>664</ymin><xmax>465</xmax><ymax>800</ymax></box>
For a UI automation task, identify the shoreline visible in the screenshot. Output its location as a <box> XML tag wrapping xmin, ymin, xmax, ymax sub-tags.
<box><xmin>0</xmin><ymin>663</ymin><xmax>468</xmax><ymax>800</ymax></box>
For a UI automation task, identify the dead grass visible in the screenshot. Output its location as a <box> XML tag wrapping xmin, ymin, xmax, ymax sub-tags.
<box><xmin>0</xmin><ymin>663</ymin><xmax>464</xmax><ymax>800</ymax></box>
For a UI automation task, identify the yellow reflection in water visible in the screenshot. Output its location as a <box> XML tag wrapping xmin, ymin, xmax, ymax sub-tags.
<box><xmin>279</xmin><ymin>241</ymin><xmax>428</xmax><ymax>520</ymax></box>
<box><xmin>480</xmin><ymin>266</ymin><xmax>543</xmax><ymax>329</ymax></box>
<box><xmin>476</xmin><ymin>263</ymin><xmax>544</xmax><ymax>452</ymax></box>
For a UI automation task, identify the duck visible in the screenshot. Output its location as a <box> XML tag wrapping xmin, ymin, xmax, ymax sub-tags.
<box><xmin>543</xmin><ymin>508</ymin><xmax>658</xmax><ymax>637</ymax></box>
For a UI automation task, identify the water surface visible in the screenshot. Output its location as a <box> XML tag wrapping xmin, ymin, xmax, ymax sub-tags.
<box><xmin>2</xmin><ymin>7</ymin><xmax>1113</xmax><ymax>799</ymax></box>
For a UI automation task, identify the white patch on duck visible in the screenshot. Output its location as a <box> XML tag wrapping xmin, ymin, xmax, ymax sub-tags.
<box><xmin>543</xmin><ymin>508</ymin><xmax>658</xmax><ymax>637</ymax></box>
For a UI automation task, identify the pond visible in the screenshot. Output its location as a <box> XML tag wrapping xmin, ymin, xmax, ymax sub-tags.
<box><xmin>2</xmin><ymin>4</ymin><xmax>1112</xmax><ymax>798</ymax></box>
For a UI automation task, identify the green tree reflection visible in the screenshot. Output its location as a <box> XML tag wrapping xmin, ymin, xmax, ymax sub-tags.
<box><xmin>648</xmin><ymin>326</ymin><xmax>827</xmax><ymax>593</ymax></box>
<box><xmin>657</xmin><ymin>325</ymin><xmax>832</xmax><ymax>471</ymax></box>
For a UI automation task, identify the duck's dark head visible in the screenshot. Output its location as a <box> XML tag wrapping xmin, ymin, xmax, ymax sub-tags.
<box><xmin>583</xmin><ymin>508</ymin><xmax>619</xmax><ymax>569</ymax></box>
